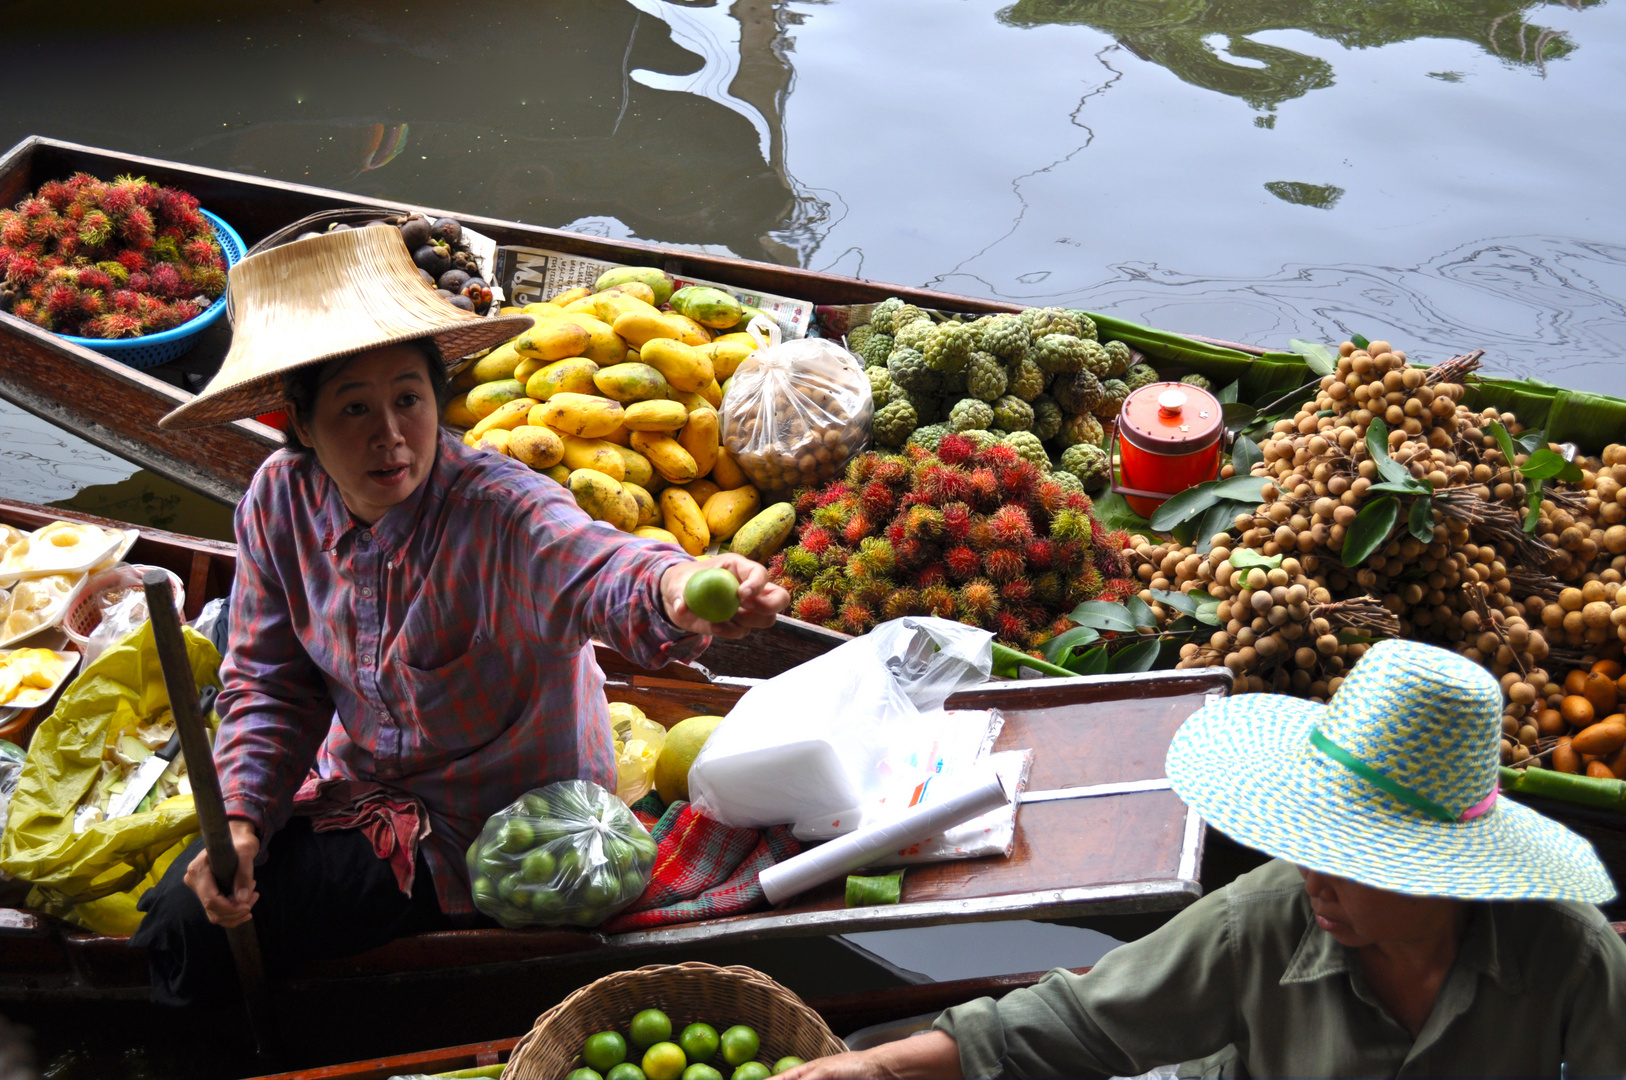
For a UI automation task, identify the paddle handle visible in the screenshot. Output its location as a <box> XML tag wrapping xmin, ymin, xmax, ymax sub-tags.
<box><xmin>142</xmin><ymin>569</ymin><xmax>278</xmax><ymax>1058</ymax></box>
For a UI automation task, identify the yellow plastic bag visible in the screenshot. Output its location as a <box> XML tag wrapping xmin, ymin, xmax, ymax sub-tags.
<box><xmin>0</xmin><ymin>620</ymin><xmax>220</xmax><ymax>931</ymax></box>
<box><xmin>609</xmin><ymin>701</ymin><xmax>666</xmax><ymax>805</ymax></box>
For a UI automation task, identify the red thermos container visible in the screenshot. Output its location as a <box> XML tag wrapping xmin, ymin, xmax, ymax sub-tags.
<box><xmin>1115</xmin><ymin>383</ymin><xmax>1224</xmax><ymax>519</ymax></box>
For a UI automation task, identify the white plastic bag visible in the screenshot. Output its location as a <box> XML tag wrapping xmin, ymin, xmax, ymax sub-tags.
<box><xmin>687</xmin><ymin>617</ymin><xmax>994</xmax><ymax>830</ymax></box>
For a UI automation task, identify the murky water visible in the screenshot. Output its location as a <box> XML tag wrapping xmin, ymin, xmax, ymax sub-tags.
<box><xmin>0</xmin><ymin>0</ymin><xmax>1622</xmax><ymax>1072</ymax></box>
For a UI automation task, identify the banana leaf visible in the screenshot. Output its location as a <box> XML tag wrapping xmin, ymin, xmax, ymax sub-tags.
<box><xmin>1544</xmin><ymin>389</ymin><xmax>1626</xmax><ymax>450</ymax></box>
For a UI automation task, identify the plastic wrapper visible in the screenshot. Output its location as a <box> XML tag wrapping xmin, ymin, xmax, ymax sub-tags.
<box><xmin>687</xmin><ymin>617</ymin><xmax>994</xmax><ymax>830</ymax></box>
<box><xmin>465</xmin><ymin>779</ymin><xmax>657</xmax><ymax>929</ymax></box>
<box><xmin>720</xmin><ymin>316</ymin><xmax>871</xmax><ymax>493</ymax></box>
<box><xmin>609</xmin><ymin>701</ymin><xmax>666</xmax><ymax>806</ymax></box>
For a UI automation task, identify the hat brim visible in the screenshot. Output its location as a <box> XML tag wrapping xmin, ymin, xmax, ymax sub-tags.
<box><xmin>1165</xmin><ymin>694</ymin><xmax>1617</xmax><ymax>903</ymax></box>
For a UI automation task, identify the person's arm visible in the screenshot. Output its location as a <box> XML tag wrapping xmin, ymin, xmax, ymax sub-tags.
<box><xmin>505</xmin><ymin>479</ymin><xmax>784</xmax><ymax>664</ymax></box>
<box><xmin>777</xmin><ymin>1030</ymin><xmax>961</xmax><ymax>1080</ymax></box>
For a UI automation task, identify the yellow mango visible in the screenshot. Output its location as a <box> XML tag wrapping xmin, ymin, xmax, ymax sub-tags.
<box><xmin>667</xmin><ymin>388</ymin><xmax>712</xmax><ymax>414</ymax></box>
<box><xmin>594</xmin><ymin>266</ymin><xmax>675</xmax><ymax>306</ymax></box>
<box><xmin>731</xmin><ymin>503</ymin><xmax>796</xmax><ymax>563</ymax></box>
<box><xmin>683</xmin><ymin>478</ymin><xmax>722</xmax><ymax>509</ymax></box>
<box><xmin>530</xmin><ymin>393</ymin><xmax>625</xmax><ymax>439</ymax></box>
<box><xmin>469</xmin><ymin>397</ymin><xmax>539</xmax><ymax>439</ymax></box>
<box><xmin>669</xmin><ymin>285</ymin><xmax>743</xmax><ymax>329</ymax></box>
<box><xmin>596</xmin><ymin>280</ymin><xmax>656</xmax><ymax>304</ymax></box>
<box><xmin>699</xmin><ymin>378</ymin><xmax>724</xmax><ymax>410</ymax></box>
<box><xmin>626</xmin><ymin>347</ymin><xmax>641</xmax><ymax>364</ymax></box>
<box><xmin>710</xmin><ymin>447</ymin><xmax>748</xmax><ymax>490</ymax></box>
<box><xmin>714</xmin><ymin>332</ymin><xmax>757</xmax><ymax>347</ymax></box>
<box><xmin>623</xmin><ymin>399</ymin><xmax>689</xmax><ymax>432</ymax></box>
<box><xmin>591</xmin><ymin>289</ymin><xmax>661</xmax><ymax>327</ymax></box>
<box><xmin>462</xmin><ymin>428</ymin><xmax>480</xmax><ymax>447</ymax></box>
<box><xmin>593</xmin><ymin>362</ymin><xmax>670</xmax><ymax>404</ymax></box>
<box><xmin>634</xmin><ymin>526</ymin><xmax>681</xmax><ymax>546</ymax></box>
<box><xmin>549</xmin><ymin>285</ymin><xmax>592</xmax><ymax>306</ymax></box>
<box><xmin>622</xmin><ymin>482</ymin><xmax>661</xmax><ymax>527</ymax></box>
<box><xmin>611</xmin><ymin>310</ymin><xmax>684</xmax><ymax>349</ymax></box>
<box><xmin>466</xmin><ymin>342</ymin><xmax>524</xmax><ymax>384</ymax></box>
<box><xmin>703</xmin><ymin>486</ymin><xmax>761</xmax><ymax>541</ymax></box>
<box><xmin>466</xmin><ymin>379</ymin><xmax>528</xmax><ymax>419</ymax></box>
<box><xmin>544</xmin><ymin>464</ymin><xmax>572</xmax><ymax>485</ymax></box>
<box><xmin>640</xmin><ymin>338</ymin><xmax>713</xmax><ymax>393</ymax></box>
<box><xmin>678</xmin><ymin>407</ymin><xmax>720</xmax><ymax>477</ymax></box>
<box><xmin>569</xmin><ymin>469</ymin><xmax>638</xmax><ymax>531</ymax></box>
<box><xmin>513</xmin><ymin>356</ymin><xmax>546</xmax><ymax>384</ymax></box>
<box><xmin>552</xmin><ymin>312</ymin><xmax>627</xmax><ymax>366</ymax></box>
<box><xmin>614</xmin><ymin>445</ymin><xmax>655</xmax><ymax>489</ymax></box>
<box><xmin>558</xmin><ymin>434</ymin><xmax>627</xmax><ymax>480</ymax></box>
<box><xmin>526</xmin><ymin>357</ymin><xmax>601</xmax><ymax>402</ymax></box>
<box><xmin>507</xmin><ymin>425</ymin><xmax>565</xmax><ymax>470</ymax></box>
<box><xmin>523</xmin><ymin>302</ymin><xmax>565</xmax><ymax>318</ymax></box>
<box><xmin>443</xmin><ymin>391</ymin><xmax>479</xmax><ymax>429</ymax></box>
<box><xmin>659</xmin><ymin>487</ymin><xmax>710</xmax><ymax>556</ymax></box>
<box><xmin>515</xmin><ymin>320</ymin><xmax>592</xmax><ymax>363</ymax></box>
<box><xmin>475</xmin><ymin>428</ymin><xmax>513</xmax><ymax>456</ymax></box>
<box><xmin>662</xmin><ymin>311</ymin><xmax>714</xmax><ymax>347</ymax></box>
<box><xmin>561</xmin><ymin>295</ymin><xmax>600</xmax><ymax>315</ymax></box>
<box><xmin>500</xmin><ymin>305</ymin><xmax>525</xmax><ymax>316</ymax></box>
<box><xmin>600</xmin><ymin>422</ymin><xmax>631</xmax><ymax>447</ymax></box>
<box><xmin>630</xmin><ymin>431</ymin><xmax>699</xmax><ymax>484</ymax></box>
<box><xmin>703</xmin><ymin>339</ymin><xmax>754</xmax><ymax>381</ymax></box>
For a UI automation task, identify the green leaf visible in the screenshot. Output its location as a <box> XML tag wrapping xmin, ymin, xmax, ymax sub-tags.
<box><xmin>1222</xmin><ymin>401</ymin><xmax>1259</xmax><ymax>429</ymax></box>
<box><xmin>1123</xmin><ymin>594</ymin><xmax>1157</xmax><ymax>630</ymax></box>
<box><xmin>1230</xmin><ymin>434</ymin><xmax>1261</xmax><ymax>476</ymax></box>
<box><xmin>1350</xmin><ymin>333</ymin><xmax>1370</xmax><ymax>350</ymax></box>
<box><xmin>1488</xmin><ymin>420</ymin><xmax>1518</xmax><ymax>467</ymax></box>
<box><xmin>1041</xmin><ymin>624</ymin><xmax>1100</xmax><ymax>664</ymax></box>
<box><xmin>1229</xmin><ymin>548</ymin><xmax>1282</xmax><ymax>571</ymax></box>
<box><xmin>1520</xmin><ymin>448</ymin><xmax>1583</xmax><ymax>483</ymax></box>
<box><xmin>1515</xmin><ymin>429</ymin><xmax>1547</xmax><ymax>454</ymax></box>
<box><xmin>1368</xmin><ymin>479</ymin><xmax>1431</xmax><ymax>496</ymax></box>
<box><xmin>1336</xmin><ymin>631</ymin><xmax>1378</xmax><ymax>645</ymax></box>
<box><xmin>1363</xmin><ymin>417</ymin><xmax>1413</xmax><ymax>487</ymax></box>
<box><xmin>1149</xmin><ymin>589</ymin><xmax>1198</xmax><ymax>617</ymax></box>
<box><xmin>1288</xmin><ymin>339</ymin><xmax>1338</xmax><ymax>377</ymax></box>
<box><xmin>1524</xmin><ymin>483</ymin><xmax>1545</xmax><ymax>534</ymax></box>
<box><xmin>1217</xmin><ymin>380</ymin><xmax>1240</xmax><ymax>405</ymax></box>
<box><xmin>1341</xmin><ymin>496</ymin><xmax>1399</xmax><ymax>568</ymax></box>
<box><xmin>1148</xmin><ymin>482</ymin><xmax>1222</xmax><ymax>532</ymax></box>
<box><xmin>1068</xmin><ymin>601</ymin><xmax>1137</xmax><ymax>632</ymax></box>
<box><xmin>1110</xmin><ymin>638</ymin><xmax>1162</xmax><ymax>673</ymax></box>
<box><xmin>1066</xmin><ymin>646</ymin><xmax>1111</xmax><ymax>675</ymax></box>
<box><xmin>1193</xmin><ymin>603</ymin><xmax>1223</xmax><ymax>626</ymax></box>
<box><xmin>1193</xmin><ymin>500</ymin><xmax>1241</xmax><ymax>554</ymax></box>
<box><xmin>1209</xmin><ymin>476</ymin><xmax>1269</xmax><ymax>502</ymax></box>
<box><xmin>1408</xmin><ymin>495</ymin><xmax>1435</xmax><ymax>543</ymax></box>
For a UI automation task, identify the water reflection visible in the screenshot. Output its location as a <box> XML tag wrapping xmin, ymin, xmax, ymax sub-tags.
<box><xmin>998</xmin><ymin>0</ymin><xmax>1594</xmax><ymax>110</ymax></box>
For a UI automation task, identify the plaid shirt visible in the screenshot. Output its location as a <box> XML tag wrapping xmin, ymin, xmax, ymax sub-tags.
<box><xmin>216</xmin><ymin>432</ymin><xmax>703</xmax><ymax>914</ymax></box>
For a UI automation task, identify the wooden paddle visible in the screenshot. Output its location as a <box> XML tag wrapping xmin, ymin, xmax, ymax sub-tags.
<box><xmin>143</xmin><ymin>569</ymin><xmax>278</xmax><ymax>1058</ymax></box>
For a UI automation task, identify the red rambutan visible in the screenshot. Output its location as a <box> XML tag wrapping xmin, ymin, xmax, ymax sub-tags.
<box><xmin>77</xmin><ymin>267</ymin><xmax>114</xmax><ymax>293</ymax></box>
<box><xmin>120</xmin><ymin>206</ymin><xmax>155</xmax><ymax>245</ymax></box>
<box><xmin>979</xmin><ymin>443</ymin><xmax>1021</xmax><ymax>469</ymax></box>
<box><xmin>873</xmin><ymin>459</ymin><xmax>910</xmax><ymax>488</ymax></box>
<box><xmin>966</xmin><ymin>468</ymin><xmax>1000</xmax><ymax>509</ymax></box>
<box><xmin>815</xmin><ymin>482</ymin><xmax>853</xmax><ymax>508</ymax></box>
<box><xmin>942</xmin><ymin>502</ymin><xmax>972</xmax><ymax>542</ymax></box>
<box><xmin>838</xmin><ymin>600</ymin><xmax>875</xmax><ymax>637</ymax></box>
<box><xmin>37</xmin><ymin>180</ymin><xmax>72</xmax><ymax>210</ymax></box>
<box><xmin>1100</xmin><ymin>576</ymin><xmax>1139</xmax><ymax>603</ymax></box>
<box><xmin>126</xmin><ymin>271</ymin><xmax>150</xmax><ymax>293</ymax></box>
<box><xmin>936</xmin><ymin>434</ymin><xmax>976</xmax><ymax>466</ymax></box>
<box><xmin>76</xmin><ymin>290</ymin><xmax>105</xmax><ymax>318</ymax></box>
<box><xmin>77</xmin><ymin>210</ymin><xmax>112</xmax><ymax>248</ymax></box>
<box><xmin>84</xmin><ymin>311</ymin><xmax>141</xmax><ymax>339</ymax></box>
<box><xmin>1000</xmin><ymin>578</ymin><xmax>1034</xmax><ymax>607</ymax></box>
<box><xmin>792</xmin><ymin>594</ymin><xmax>836</xmax><ymax>625</ymax></box>
<box><xmin>115</xmin><ymin>249</ymin><xmax>147</xmax><ymax>273</ymax></box>
<box><xmin>988</xmin><ymin>505</ymin><xmax>1035</xmax><ymax>547</ymax></box>
<box><xmin>920</xmin><ymin>585</ymin><xmax>956</xmax><ymax>619</ymax></box>
<box><xmin>883</xmin><ymin>588</ymin><xmax>921</xmax><ymax>621</ymax></box>
<box><xmin>149</xmin><ymin>263</ymin><xmax>184</xmax><ymax>298</ymax></box>
<box><xmin>1048</xmin><ymin>615</ymin><xmax>1075</xmax><ymax>639</ymax></box>
<box><xmin>799</xmin><ymin>524</ymin><xmax>834</xmax><ymax>556</ymax></box>
<box><xmin>1052</xmin><ymin>539</ymin><xmax>1088</xmax><ymax>570</ymax></box>
<box><xmin>97</xmin><ymin>184</ymin><xmax>134</xmax><ymax>217</ymax></box>
<box><xmin>158</xmin><ymin>186</ymin><xmax>201</xmax><ymax>217</ymax></box>
<box><xmin>993</xmin><ymin>612</ymin><xmax>1029</xmax><ymax>645</ymax></box>
<box><xmin>913</xmin><ymin>563</ymin><xmax>947</xmax><ymax>590</ymax></box>
<box><xmin>894</xmin><ymin>537</ymin><xmax>929</xmax><ymax>570</ymax></box>
<box><xmin>842</xmin><ymin>512</ymin><xmax>873</xmax><ymax>548</ymax></box>
<box><xmin>6</xmin><ymin>253</ymin><xmax>40</xmax><ymax>282</ymax></box>
<box><xmin>11</xmin><ymin>299</ymin><xmax>41</xmax><ymax>324</ymax></box>
<box><xmin>957</xmin><ymin>579</ymin><xmax>1000</xmax><ymax>625</ymax></box>
<box><xmin>883</xmin><ymin>519</ymin><xmax>907</xmax><ymax>545</ymax></box>
<box><xmin>1065</xmin><ymin>492</ymin><xmax>1094</xmax><ymax>514</ymax></box>
<box><xmin>793</xmin><ymin>487</ymin><xmax>820</xmax><ymax>517</ymax></box>
<box><xmin>17</xmin><ymin>197</ymin><xmax>50</xmax><ymax>220</ymax></box>
<box><xmin>968</xmin><ymin>519</ymin><xmax>995</xmax><ymax>551</ymax></box>
<box><xmin>183</xmin><ymin>238</ymin><xmax>218</xmax><ymax>267</ymax></box>
<box><xmin>996</xmin><ymin>459</ymin><xmax>1042</xmax><ymax>502</ymax></box>
<box><xmin>43</xmin><ymin>283</ymin><xmax>79</xmax><ymax>318</ymax></box>
<box><xmin>903</xmin><ymin>505</ymin><xmax>945</xmax><ymax>543</ymax></box>
<box><xmin>1025</xmin><ymin>539</ymin><xmax>1054</xmax><ymax>569</ymax></box>
<box><xmin>944</xmin><ymin>545</ymin><xmax>981</xmax><ymax>581</ymax></box>
<box><xmin>983</xmin><ymin>547</ymin><xmax>1025</xmax><ymax>582</ymax></box>
<box><xmin>860</xmin><ymin>479</ymin><xmax>895</xmax><ymax>521</ymax></box>
<box><xmin>845</xmin><ymin>455</ymin><xmax>877</xmax><ymax>486</ymax></box>
<box><xmin>0</xmin><ymin>214</ymin><xmax>27</xmax><ymax>249</ymax></box>
<box><xmin>1029</xmin><ymin>479</ymin><xmax>1068</xmax><ymax>517</ymax></box>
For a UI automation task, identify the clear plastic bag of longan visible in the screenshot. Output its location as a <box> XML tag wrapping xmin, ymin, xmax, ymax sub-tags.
<box><xmin>720</xmin><ymin>316</ymin><xmax>872</xmax><ymax>494</ymax></box>
<box><xmin>465</xmin><ymin>779</ymin><xmax>657</xmax><ymax>930</ymax></box>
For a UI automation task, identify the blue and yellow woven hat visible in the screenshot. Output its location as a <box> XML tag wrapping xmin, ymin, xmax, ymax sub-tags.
<box><xmin>1166</xmin><ymin>639</ymin><xmax>1615</xmax><ymax>901</ymax></box>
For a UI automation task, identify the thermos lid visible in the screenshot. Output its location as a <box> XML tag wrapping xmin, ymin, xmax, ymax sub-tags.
<box><xmin>1119</xmin><ymin>382</ymin><xmax>1223</xmax><ymax>454</ymax></box>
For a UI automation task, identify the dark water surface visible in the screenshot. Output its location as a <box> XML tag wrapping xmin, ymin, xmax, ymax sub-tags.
<box><xmin>0</xmin><ymin>0</ymin><xmax>1622</xmax><ymax>1073</ymax></box>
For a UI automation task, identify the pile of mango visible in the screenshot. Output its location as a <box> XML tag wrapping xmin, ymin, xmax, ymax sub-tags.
<box><xmin>444</xmin><ymin>269</ymin><xmax>794</xmax><ymax>561</ymax></box>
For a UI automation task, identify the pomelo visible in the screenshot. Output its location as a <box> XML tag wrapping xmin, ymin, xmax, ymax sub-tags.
<box><xmin>654</xmin><ymin>714</ymin><xmax>724</xmax><ymax>804</ymax></box>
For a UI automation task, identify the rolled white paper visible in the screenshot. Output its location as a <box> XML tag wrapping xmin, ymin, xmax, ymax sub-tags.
<box><xmin>759</xmin><ymin>769</ymin><xmax>1009</xmax><ymax>905</ymax></box>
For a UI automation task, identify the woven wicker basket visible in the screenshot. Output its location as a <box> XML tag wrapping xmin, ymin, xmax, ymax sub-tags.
<box><xmin>504</xmin><ymin>962</ymin><xmax>847</xmax><ymax>1079</ymax></box>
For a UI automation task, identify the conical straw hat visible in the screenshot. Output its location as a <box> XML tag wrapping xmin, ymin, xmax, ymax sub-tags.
<box><xmin>159</xmin><ymin>226</ymin><xmax>532</xmax><ymax>430</ymax></box>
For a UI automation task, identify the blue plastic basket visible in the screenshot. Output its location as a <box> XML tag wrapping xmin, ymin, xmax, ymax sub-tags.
<box><xmin>59</xmin><ymin>208</ymin><xmax>247</xmax><ymax>370</ymax></box>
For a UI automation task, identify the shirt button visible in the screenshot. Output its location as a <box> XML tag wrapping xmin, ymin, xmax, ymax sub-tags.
<box><xmin>361</xmin><ymin>587</ymin><xmax>373</xmax><ymax>597</ymax></box>
<box><xmin>359</xmin><ymin>531</ymin><xmax>372</xmax><ymax>546</ymax></box>
<box><xmin>361</xmin><ymin>655</ymin><xmax>372</xmax><ymax>666</ymax></box>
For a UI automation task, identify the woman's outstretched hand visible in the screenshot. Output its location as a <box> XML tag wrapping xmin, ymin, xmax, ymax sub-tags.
<box><xmin>660</xmin><ymin>554</ymin><xmax>790</xmax><ymax>640</ymax></box>
<box><xmin>776</xmin><ymin>1031</ymin><xmax>963</xmax><ymax>1080</ymax></box>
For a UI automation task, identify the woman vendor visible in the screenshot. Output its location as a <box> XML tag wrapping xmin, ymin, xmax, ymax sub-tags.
<box><xmin>131</xmin><ymin>226</ymin><xmax>789</xmax><ymax>1005</ymax></box>
<box><xmin>784</xmin><ymin>639</ymin><xmax>1626</xmax><ymax>1078</ymax></box>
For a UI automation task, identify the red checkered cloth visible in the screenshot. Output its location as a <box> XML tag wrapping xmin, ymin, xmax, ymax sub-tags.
<box><xmin>602</xmin><ymin>800</ymin><xmax>801</xmax><ymax>933</ymax></box>
<box><xmin>292</xmin><ymin>776</ymin><xmax>431</xmax><ymax>896</ymax></box>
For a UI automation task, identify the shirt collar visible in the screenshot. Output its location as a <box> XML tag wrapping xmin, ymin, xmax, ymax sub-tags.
<box><xmin>1278</xmin><ymin>898</ymin><xmax>1518</xmax><ymax>994</ymax></box>
<box><xmin>312</xmin><ymin>434</ymin><xmax>449</xmax><ymax>554</ymax></box>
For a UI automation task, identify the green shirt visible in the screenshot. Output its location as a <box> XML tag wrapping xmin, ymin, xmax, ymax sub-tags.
<box><xmin>937</xmin><ymin>860</ymin><xmax>1626</xmax><ymax>1077</ymax></box>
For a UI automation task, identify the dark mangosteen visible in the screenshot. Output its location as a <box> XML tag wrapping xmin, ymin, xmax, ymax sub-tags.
<box><xmin>430</xmin><ymin>217</ymin><xmax>462</xmax><ymax>245</ymax></box>
<box><xmin>446</xmin><ymin>294</ymin><xmax>477</xmax><ymax>312</ymax></box>
<box><xmin>399</xmin><ymin>214</ymin><xmax>432</xmax><ymax>249</ymax></box>
<box><xmin>414</xmin><ymin>242</ymin><xmax>452</xmax><ymax>278</ymax></box>
<box><xmin>435</xmin><ymin>289</ymin><xmax>455</xmax><ymax>299</ymax></box>
<box><xmin>462</xmin><ymin>279</ymin><xmax>493</xmax><ymax>309</ymax></box>
<box><xmin>418</xmin><ymin>268</ymin><xmax>437</xmax><ymax>287</ymax></box>
<box><xmin>438</xmin><ymin>269</ymin><xmax>471</xmax><ymax>292</ymax></box>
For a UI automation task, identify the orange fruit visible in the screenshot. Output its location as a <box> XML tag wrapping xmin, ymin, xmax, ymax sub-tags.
<box><xmin>1560</xmin><ymin>695</ymin><xmax>1595</xmax><ymax>729</ymax></box>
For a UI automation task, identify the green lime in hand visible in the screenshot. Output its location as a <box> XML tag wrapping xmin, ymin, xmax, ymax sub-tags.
<box><xmin>720</xmin><ymin>1026</ymin><xmax>759</xmax><ymax>1068</ymax></box>
<box><xmin>684</xmin><ymin>567</ymin><xmax>740</xmax><ymax>624</ymax></box>
<box><xmin>679</xmin><ymin>1022</ymin><xmax>719</xmax><ymax>1063</ymax></box>
<box><xmin>731</xmin><ymin>1064</ymin><xmax>770</xmax><ymax>1080</ymax></box>
<box><xmin>583</xmin><ymin>1031</ymin><xmax>629</xmax><ymax>1073</ymax></box>
<box><xmin>682</xmin><ymin>1065</ymin><xmax>723</xmax><ymax>1080</ymax></box>
<box><xmin>771</xmin><ymin>1058</ymin><xmax>804</xmax><ymax>1075</ymax></box>
<box><xmin>630</xmin><ymin>1009</ymin><xmax>673</xmax><ymax>1048</ymax></box>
